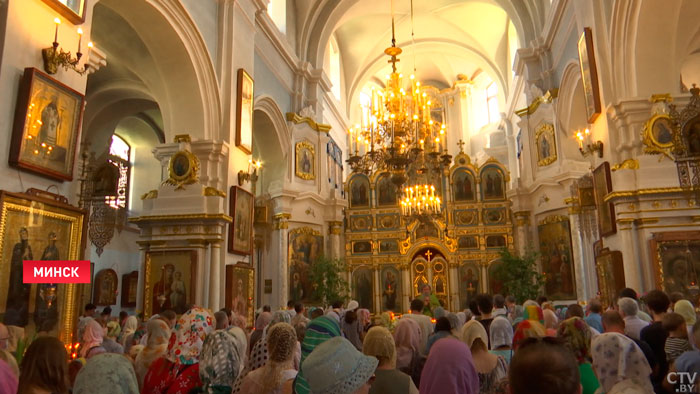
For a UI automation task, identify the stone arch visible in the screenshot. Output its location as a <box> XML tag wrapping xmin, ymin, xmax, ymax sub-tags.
<box><xmin>556</xmin><ymin>61</ymin><xmax>588</xmax><ymax>161</ymax></box>
<box><xmin>252</xmin><ymin>97</ymin><xmax>289</xmax><ymax>195</ymax></box>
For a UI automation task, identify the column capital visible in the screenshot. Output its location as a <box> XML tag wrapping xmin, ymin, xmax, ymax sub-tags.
<box><xmin>328</xmin><ymin>220</ymin><xmax>343</xmax><ymax>234</ymax></box>
<box><xmin>513</xmin><ymin>210</ymin><xmax>531</xmax><ymax>226</ymax></box>
<box><xmin>273</xmin><ymin>213</ymin><xmax>291</xmax><ymax>229</ymax></box>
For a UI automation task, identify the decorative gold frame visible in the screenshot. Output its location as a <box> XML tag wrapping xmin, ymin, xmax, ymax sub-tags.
<box><xmin>650</xmin><ymin>231</ymin><xmax>700</xmax><ymax>296</ymax></box>
<box><xmin>535</xmin><ymin>123</ymin><xmax>557</xmax><ymax>166</ymax></box>
<box><xmin>578</xmin><ymin>27</ymin><xmax>602</xmax><ymax>123</ymax></box>
<box><xmin>236</xmin><ymin>69</ymin><xmax>254</xmax><ymax>154</ymax></box>
<box><xmin>143</xmin><ymin>250</ymin><xmax>197</xmax><ymax>319</ymax></box>
<box><xmin>41</xmin><ymin>0</ymin><xmax>87</xmax><ymax>25</ymax></box>
<box><xmin>163</xmin><ymin>150</ymin><xmax>200</xmax><ymax>190</ymax></box>
<box><xmin>0</xmin><ymin>189</ymin><xmax>86</xmax><ymax>344</ymax></box>
<box><xmin>642</xmin><ymin>113</ymin><xmax>675</xmax><ymax>159</ymax></box>
<box><xmin>295</xmin><ymin>141</ymin><xmax>315</xmax><ymax>180</ymax></box>
<box><xmin>226</xmin><ymin>264</ymin><xmax>254</xmax><ymax>327</ymax></box>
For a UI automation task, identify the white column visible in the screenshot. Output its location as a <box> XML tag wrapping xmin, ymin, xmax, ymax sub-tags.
<box><xmin>209</xmin><ymin>241</ymin><xmax>222</xmax><ymax>310</ymax></box>
<box><xmin>329</xmin><ymin>221</ymin><xmax>342</xmax><ymax>259</ymax></box>
<box><xmin>513</xmin><ymin>211</ymin><xmax>531</xmax><ymax>256</ymax></box>
<box><xmin>273</xmin><ymin>213</ymin><xmax>290</xmax><ymax>309</ymax></box>
<box><xmin>136</xmin><ymin>242</ymin><xmax>148</xmax><ymax>313</ymax></box>
<box><xmin>568</xmin><ymin>212</ymin><xmax>587</xmax><ymax>302</ymax></box>
<box><xmin>619</xmin><ymin>224</ymin><xmax>644</xmax><ymax>292</ymax></box>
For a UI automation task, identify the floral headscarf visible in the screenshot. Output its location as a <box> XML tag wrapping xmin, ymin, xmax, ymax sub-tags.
<box><xmin>135</xmin><ymin>318</ymin><xmax>171</xmax><ymax>387</ymax></box>
<box><xmin>523</xmin><ymin>305</ymin><xmax>544</xmax><ymax>324</ymax></box>
<box><xmin>489</xmin><ymin>316</ymin><xmax>513</xmax><ymax>350</ymax></box>
<box><xmin>73</xmin><ymin>353</ymin><xmax>139</xmax><ymax>394</ymax></box>
<box><xmin>557</xmin><ymin>317</ymin><xmax>592</xmax><ymax>364</ymax></box>
<box><xmin>357</xmin><ymin>309</ymin><xmax>371</xmax><ymax>327</ymax></box>
<box><xmin>512</xmin><ymin>320</ymin><xmax>546</xmax><ymax>350</ymax></box>
<box><xmin>199</xmin><ymin>331</ymin><xmax>241</xmax><ymax>393</ymax></box>
<box><xmin>167</xmin><ymin>307</ymin><xmax>215</xmax><ymax>365</ymax></box>
<box><xmin>591</xmin><ymin>332</ymin><xmax>654</xmax><ymax>393</ymax></box>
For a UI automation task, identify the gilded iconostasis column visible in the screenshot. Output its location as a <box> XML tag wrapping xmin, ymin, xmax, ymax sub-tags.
<box><xmin>401</xmin><ymin>262</ymin><xmax>411</xmax><ymax>310</ymax></box>
<box><xmin>449</xmin><ymin>260</ymin><xmax>459</xmax><ymax>311</ymax></box>
<box><xmin>272</xmin><ymin>213</ymin><xmax>291</xmax><ymax>309</ymax></box>
<box><xmin>373</xmin><ymin>265</ymin><xmax>381</xmax><ymax>314</ymax></box>
<box><xmin>329</xmin><ymin>221</ymin><xmax>343</xmax><ymax>259</ymax></box>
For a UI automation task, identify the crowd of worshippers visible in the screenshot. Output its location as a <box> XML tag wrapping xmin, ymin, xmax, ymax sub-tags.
<box><xmin>1</xmin><ymin>288</ymin><xmax>700</xmax><ymax>394</ymax></box>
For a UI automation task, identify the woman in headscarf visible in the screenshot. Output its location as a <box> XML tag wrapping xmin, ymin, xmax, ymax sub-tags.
<box><xmin>591</xmin><ymin>332</ymin><xmax>654</xmax><ymax>394</ymax></box>
<box><xmin>523</xmin><ymin>304</ymin><xmax>545</xmax><ymax>324</ymax></box>
<box><xmin>0</xmin><ymin>359</ymin><xmax>18</xmax><ymax>394</ymax></box>
<box><xmin>446</xmin><ymin>312</ymin><xmax>460</xmax><ymax>334</ymax></box>
<box><xmin>557</xmin><ymin>317</ymin><xmax>600</xmax><ymax>394</ymax></box>
<box><xmin>363</xmin><ymin>326</ymin><xmax>418</xmax><ymax>394</ymax></box>
<box><xmin>357</xmin><ymin>308</ymin><xmax>371</xmax><ymax>332</ymax></box>
<box><xmin>249</xmin><ymin>311</ymin><xmax>272</xmax><ymax>355</ymax></box>
<box><xmin>196</xmin><ymin>330</ymin><xmax>242</xmax><ymax>393</ymax></box>
<box><xmin>227</xmin><ymin>326</ymin><xmax>248</xmax><ymax>376</ymax></box>
<box><xmin>512</xmin><ymin>319</ymin><xmax>546</xmax><ymax>350</ymax></box>
<box><xmin>239</xmin><ymin>323</ymin><xmax>298</xmax><ymax>393</ymax></box>
<box><xmin>72</xmin><ymin>353</ymin><xmax>139</xmax><ymax>394</ymax></box>
<box><xmin>489</xmin><ymin>316</ymin><xmax>514</xmax><ymax>364</ymax></box>
<box><xmin>341</xmin><ymin>307</ymin><xmax>363</xmax><ymax>351</ymax></box>
<box><xmin>456</xmin><ymin>311</ymin><xmax>467</xmax><ymax>328</ymax></box>
<box><xmin>135</xmin><ymin>318</ymin><xmax>171</xmax><ymax>388</ymax></box>
<box><xmin>419</xmin><ymin>338</ymin><xmax>479</xmax><ymax>394</ymax></box>
<box><xmin>543</xmin><ymin>308</ymin><xmax>559</xmax><ymax>336</ymax></box>
<box><xmin>426</xmin><ymin>317</ymin><xmax>455</xmax><ymax>354</ymax></box>
<box><xmin>103</xmin><ymin>321</ymin><xmax>124</xmax><ymax>354</ymax></box>
<box><xmin>18</xmin><ymin>336</ymin><xmax>68</xmax><ymax>394</ymax></box>
<box><xmin>293</xmin><ymin>315</ymin><xmax>341</xmax><ymax>394</ymax></box>
<box><xmin>142</xmin><ymin>307</ymin><xmax>214</xmax><ymax>394</ymax></box>
<box><xmin>674</xmin><ymin>299</ymin><xmax>698</xmax><ymax>349</ymax></box>
<box><xmin>120</xmin><ymin>315</ymin><xmax>139</xmax><ymax>351</ymax></box>
<box><xmin>460</xmin><ymin>320</ymin><xmax>507</xmax><ymax>394</ymax></box>
<box><xmin>80</xmin><ymin>318</ymin><xmax>106</xmax><ymax>359</ymax></box>
<box><xmin>394</xmin><ymin>317</ymin><xmax>425</xmax><ymax>387</ymax></box>
<box><xmin>433</xmin><ymin>307</ymin><xmax>446</xmax><ymax>320</ymax></box>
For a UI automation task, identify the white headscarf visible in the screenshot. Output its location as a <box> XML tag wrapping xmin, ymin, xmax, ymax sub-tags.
<box><xmin>489</xmin><ymin>316</ymin><xmax>513</xmax><ymax>350</ymax></box>
<box><xmin>591</xmin><ymin>332</ymin><xmax>654</xmax><ymax>394</ymax></box>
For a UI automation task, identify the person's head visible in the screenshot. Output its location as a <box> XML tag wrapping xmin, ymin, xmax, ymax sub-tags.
<box><xmin>167</xmin><ymin>307</ymin><xmax>215</xmax><ymax>365</ymax></box>
<box><xmin>460</xmin><ymin>320</ymin><xmax>488</xmax><ymax>354</ymax></box>
<box><xmin>557</xmin><ymin>317</ymin><xmax>592</xmax><ymax>364</ymax></box>
<box><xmin>105</xmin><ymin>321</ymin><xmax>121</xmax><ymax>340</ymax></box>
<box><xmin>616</xmin><ymin>297</ymin><xmax>638</xmax><ymax>318</ymax></box>
<box><xmin>506</xmin><ymin>295</ymin><xmax>516</xmax><ymax>307</ymax></box>
<box><xmin>490</xmin><ymin>316</ymin><xmax>514</xmax><ymax>350</ymax></box>
<box><xmin>310</xmin><ymin>308</ymin><xmax>324</xmax><ymax>320</ymax></box>
<box><xmin>475</xmin><ymin>294</ymin><xmax>494</xmax><ymax>316</ymax></box>
<box><xmin>272</xmin><ymin>310</ymin><xmax>291</xmax><ymax>325</ymax></box>
<box><xmin>468</xmin><ymin>300</ymin><xmax>480</xmax><ymax>317</ymax></box>
<box><xmin>19</xmin><ymin>227</ymin><xmax>28</xmax><ymax>241</ymax></box>
<box><xmin>294</xmin><ymin>302</ymin><xmax>304</xmax><ymax>314</ymax></box>
<box><xmin>543</xmin><ymin>309</ymin><xmax>558</xmax><ymax>330</ymax></box>
<box><xmin>394</xmin><ymin>318</ymin><xmax>421</xmax><ymax>352</ymax></box>
<box><xmin>344</xmin><ymin>309</ymin><xmax>358</xmax><ymax>325</ymax></box>
<box><xmin>159</xmin><ymin>310</ymin><xmax>177</xmax><ymax>328</ymax></box>
<box><xmin>84</xmin><ymin>303</ymin><xmax>96</xmax><ymax>317</ymax></box>
<box><xmin>509</xmin><ymin>337</ymin><xmax>581</xmax><ymax>394</ymax></box>
<box><xmin>586</xmin><ymin>299</ymin><xmax>602</xmax><ymax>315</ymax></box>
<box><xmin>331</xmin><ymin>300</ymin><xmax>344</xmax><ymax>309</ymax></box>
<box><xmin>267</xmin><ymin>323</ymin><xmax>297</xmax><ymax>364</ymax></box>
<box><xmin>644</xmin><ymin>289</ymin><xmax>670</xmax><ymax>316</ymax></box>
<box><xmin>601</xmin><ymin>310</ymin><xmax>625</xmax><ymax>334</ymax></box>
<box><xmin>674</xmin><ymin>299</ymin><xmax>697</xmax><ymax>327</ymax></box>
<box><xmin>662</xmin><ymin>312</ymin><xmax>688</xmax><ymax>338</ymax></box>
<box><xmin>363</xmin><ymin>326</ymin><xmax>396</xmax><ymax>368</ymax></box>
<box><xmin>295</xmin><ymin>316</ymin><xmax>342</xmax><ymax>393</ymax></box>
<box><xmin>199</xmin><ymin>330</ymin><xmax>242</xmax><ymax>391</ymax></box>
<box><xmin>419</xmin><ymin>338</ymin><xmax>479</xmax><ymax>394</ymax></box>
<box><xmin>72</xmin><ymin>353</ymin><xmax>138</xmax><ymax>393</ymax></box>
<box><xmin>18</xmin><ymin>336</ymin><xmax>68</xmax><ymax>394</ymax></box>
<box><xmin>434</xmin><ymin>317</ymin><xmax>452</xmax><ymax>333</ymax></box>
<box><xmin>512</xmin><ymin>320</ymin><xmax>547</xmax><ymax>350</ymax></box>
<box><xmin>287</xmin><ymin>300</ymin><xmax>295</xmax><ymax>310</ymax></box>
<box><xmin>294</xmin><ymin>322</ymin><xmax>307</xmax><ymax>343</ymax></box>
<box><xmin>591</xmin><ymin>333</ymin><xmax>653</xmax><ymax>393</ymax></box>
<box><xmin>565</xmin><ymin>303</ymin><xmax>584</xmax><ymax>319</ymax></box>
<box><xmin>263</xmin><ymin>305</ymin><xmax>272</xmax><ymax>312</ymax></box>
<box><xmin>118</xmin><ymin>311</ymin><xmax>128</xmax><ymax>322</ymax></box>
<box><xmin>101</xmin><ymin>306</ymin><xmax>112</xmax><ymax>318</ymax></box>
<box><xmin>618</xmin><ymin>288</ymin><xmax>638</xmax><ymax>301</ymax></box>
<box><xmin>302</xmin><ymin>337</ymin><xmax>378</xmax><ymax>394</ymax></box>
<box><xmin>410</xmin><ymin>298</ymin><xmax>424</xmax><ymax>313</ymax></box>
<box><xmin>536</xmin><ymin>295</ymin><xmax>548</xmax><ymax>306</ymax></box>
<box><xmin>214</xmin><ymin>310</ymin><xmax>229</xmax><ymax>330</ymax></box>
<box><xmin>346</xmin><ymin>300</ymin><xmax>359</xmax><ymax>312</ymax></box>
<box><xmin>670</xmin><ymin>292</ymin><xmax>685</xmax><ymax>305</ymax></box>
<box><xmin>493</xmin><ymin>294</ymin><xmax>505</xmax><ymax>309</ymax></box>
<box><xmin>421</xmin><ymin>284</ymin><xmax>432</xmax><ymax>296</ymax></box>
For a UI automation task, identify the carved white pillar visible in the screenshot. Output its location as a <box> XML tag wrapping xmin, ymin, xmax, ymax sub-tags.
<box><xmin>208</xmin><ymin>241</ymin><xmax>222</xmax><ymax>310</ymax></box>
<box><xmin>513</xmin><ymin>211</ymin><xmax>532</xmax><ymax>255</ymax></box>
<box><xmin>618</xmin><ymin>223</ymin><xmax>644</xmax><ymax>292</ymax></box>
<box><xmin>568</xmin><ymin>210</ymin><xmax>587</xmax><ymax>302</ymax></box>
<box><xmin>329</xmin><ymin>221</ymin><xmax>343</xmax><ymax>259</ymax></box>
<box><xmin>273</xmin><ymin>213</ymin><xmax>290</xmax><ymax>309</ymax></box>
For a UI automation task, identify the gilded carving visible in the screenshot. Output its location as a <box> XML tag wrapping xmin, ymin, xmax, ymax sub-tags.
<box><xmin>163</xmin><ymin>150</ymin><xmax>200</xmax><ymax>190</ymax></box>
<box><xmin>611</xmin><ymin>159</ymin><xmax>640</xmax><ymax>172</ymax></box>
<box><xmin>295</xmin><ymin>141</ymin><xmax>316</xmax><ymax>180</ymax></box>
<box><xmin>285</xmin><ymin>112</ymin><xmax>332</xmax><ymax>133</ymax></box>
<box><xmin>203</xmin><ymin>187</ymin><xmax>226</xmax><ymax>198</ymax></box>
<box><xmin>141</xmin><ymin>189</ymin><xmax>158</xmax><ymax>200</ymax></box>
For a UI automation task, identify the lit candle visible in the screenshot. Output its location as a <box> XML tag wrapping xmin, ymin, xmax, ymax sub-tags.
<box><xmin>77</xmin><ymin>28</ymin><xmax>83</xmax><ymax>53</ymax></box>
<box><xmin>53</xmin><ymin>17</ymin><xmax>60</xmax><ymax>44</ymax></box>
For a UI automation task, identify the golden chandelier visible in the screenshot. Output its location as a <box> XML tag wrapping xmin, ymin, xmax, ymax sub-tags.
<box><xmin>347</xmin><ymin>9</ymin><xmax>450</xmax><ymax>220</ymax></box>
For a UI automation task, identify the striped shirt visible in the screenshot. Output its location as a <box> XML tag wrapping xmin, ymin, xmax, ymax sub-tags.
<box><xmin>666</xmin><ymin>337</ymin><xmax>692</xmax><ymax>363</ymax></box>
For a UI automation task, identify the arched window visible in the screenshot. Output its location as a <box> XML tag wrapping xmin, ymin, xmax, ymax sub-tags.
<box><xmin>329</xmin><ymin>35</ymin><xmax>341</xmax><ymax>100</ymax></box>
<box><xmin>486</xmin><ymin>82</ymin><xmax>499</xmax><ymax>124</ymax></box>
<box><xmin>106</xmin><ymin>134</ymin><xmax>130</xmax><ymax>209</ymax></box>
<box><xmin>268</xmin><ymin>0</ymin><xmax>286</xmax><ymax>33</ymax></box>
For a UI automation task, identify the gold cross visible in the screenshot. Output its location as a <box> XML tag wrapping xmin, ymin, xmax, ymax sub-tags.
<box><xmin>457</xmin><ymin>139</ymin><xmax>465</xmax><ymax>152</ymax></box>
<box><xmin>424</xmin><ymin>250</ymin><xmax>433</xmax><ymax>262</ymax></box>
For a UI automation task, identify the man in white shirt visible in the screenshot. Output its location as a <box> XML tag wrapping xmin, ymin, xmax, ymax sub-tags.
<box><xmin>618</xmin><ymin>296</ymin><xmax>649</xmax><ymax>340</ymax></box>
<box><xmin>401</xmin><ymin>298</ymin><xmax>434</xmax><ymax>355</ymax></box>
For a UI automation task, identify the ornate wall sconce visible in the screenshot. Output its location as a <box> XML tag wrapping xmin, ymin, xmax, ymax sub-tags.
<box><xmin>42</xmin><ymin>18</ymin><xmax>92</xmax><ymax>75</ymax></box>
<box><xmin>238</xmin><ymin>159</ymin><xmax>262</xmax><ymax>186</ymax></box>
<box><xmin>576</xmin><ymin>128</ymin><xmax>604</xmax><ymax>158</ymax></box>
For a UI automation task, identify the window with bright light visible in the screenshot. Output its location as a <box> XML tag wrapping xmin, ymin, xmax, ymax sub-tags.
<box><xmin>486</xmin><ymin>82</ymin><xmax>499</xmax><ymax>123</ymax></box>
<box><xmin>329</xmin><ymin>36</ymin><xmax>341</xmax><ymax>100</ymax></box>
<box><xmin>106</xmin><ymin>134</ymin><xmax>130</xmax><ymax>209</ymax></box>
<box><xmin>268</xmin><ymin>0</ymin><xmax>286</xmax><ymax>34</ymax></box>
